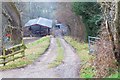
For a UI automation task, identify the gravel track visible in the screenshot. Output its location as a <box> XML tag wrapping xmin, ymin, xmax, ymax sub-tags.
<box><xmin>0</xmin><ymin>37</ymin><xmax>80</xmax><ymax>78</ymax></box>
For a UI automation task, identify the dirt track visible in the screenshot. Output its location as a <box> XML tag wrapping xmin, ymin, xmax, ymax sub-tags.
<box><xmin>0</xmin><ymin>37</ymin><xmax>80</xmax><ymax>78</ymax></box>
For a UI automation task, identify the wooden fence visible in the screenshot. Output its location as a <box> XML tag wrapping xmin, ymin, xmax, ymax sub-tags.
<box><xmin>0</xmin><ymin>44</ymin><xmax>26</xmax><ymax>66</ymax></box>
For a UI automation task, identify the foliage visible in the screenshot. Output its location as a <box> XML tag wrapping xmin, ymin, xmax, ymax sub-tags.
<box><xmin>94</xmin><ymin>2</ymin><xmax>119</xmax><ymax>78</ymax></box>
<box><xmin>107</xmin><ymin>72</ymin><xmax>119</xmax><ymax>78</ymax></box>
<box><xmin>72</xmin><ymin>2</ymin><xmax>102</xmax><ymax>39</ymax></box>
<box><xmin>0</xmin><ymin>36</ymin><xmax>50</xmax><ymax>70</ymax></box>
<box><xmin>49</xmin><ymin>38</ymin><xmax>64</xmax><ymax>68</ymax></box>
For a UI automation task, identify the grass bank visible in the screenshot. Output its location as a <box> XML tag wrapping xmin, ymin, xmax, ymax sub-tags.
<box><xmin>49</xmin><ymin>38</ymin><xmax>64</xmax><ymax>68</ymax></box>
<box><xmin>64</xmin><ymin>36</ymin><xmax>119</xmax><ymax>78</ymax></box>
<box><xmin>0</xmin><ymin>36</ymin><xmax>50</xmax><ymax>70</ymax></box>
<box><xmin>64</xmin><ymin>36</ymin><xmax>95</xmax><ymax>78</ymax></box>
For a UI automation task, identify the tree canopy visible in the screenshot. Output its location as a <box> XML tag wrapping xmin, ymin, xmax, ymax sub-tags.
<box><xmin>72</xmin><ymin>2</ymin><xmax>102</xmax><ymax>38</ymax></box>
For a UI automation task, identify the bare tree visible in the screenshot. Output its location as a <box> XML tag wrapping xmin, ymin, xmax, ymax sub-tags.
<box><xmin>95</xmin><ymin>2</ymin><xmax>119</xmax><ymax>77</ymax></box>
<box><xmin>55</xmin><ymin>2</ymin><xmax>86</xmax><ymax>41</ymax></box>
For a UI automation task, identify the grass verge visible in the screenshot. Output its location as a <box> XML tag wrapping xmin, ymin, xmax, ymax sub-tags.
<box><xmin>64</xmin><ymin>36</ymin><xmax>119</xmax><ymax>78</ymax></box>
<box><xmin>107</xmin><ymin>72</ymin><xmax>119</xmax><ymax>78</ymax></box>
<box><xmin>49</xmin><ymin>38</ymin><xmax>64</xmax><ymax>68</ymax></box>
<box><xmin>0</xmin><ymin>36</ymin><xmax>50</xmax><ymax>70</ymax></box>
<box><xmin>64</xmin><ymin>36</ymin><xmax>95</xmax><ymax>78</ymax></box>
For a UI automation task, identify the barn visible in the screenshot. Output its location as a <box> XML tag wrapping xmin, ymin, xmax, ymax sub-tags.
<box><xmin>24</xmin><ymin>17</ymin><xmax>53</xmax><ymax>37</ymax></box>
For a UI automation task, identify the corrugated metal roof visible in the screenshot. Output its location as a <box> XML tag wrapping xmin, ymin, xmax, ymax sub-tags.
<box><xmin>25</xmin><ymin>17</ymin><xmax>53</xmax><ymax>28</ymax></box>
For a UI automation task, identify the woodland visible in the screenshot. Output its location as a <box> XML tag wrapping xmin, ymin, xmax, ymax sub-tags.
<box><xmin>1</xmin><ymin>1</ymin><xmax>120</xmax><ymax>78</ymax></box>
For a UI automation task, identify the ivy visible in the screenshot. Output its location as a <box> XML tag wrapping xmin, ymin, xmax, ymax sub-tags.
<box><xmin>72</xmin><ymin>2</ymin><xmax>102</xmax><ymax>40</ymax></box>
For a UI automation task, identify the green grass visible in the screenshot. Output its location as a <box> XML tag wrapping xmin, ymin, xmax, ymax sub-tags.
<box><xmin>0</xmin><ymin>36</ymin><xmax>50</xmax><ymax>70</ymax></box>
<box><xmin>26</xmin><ymin>36</ymin><xmax>49</xmax><ymax>48</ymax></box>
<box><xmin>106</xmin><ymin>70</ymin><xmax>119</xmax><ymax>78</ymax></box>
<box><xmin>64</xmin><ymin>36</ymin><xmax>95</xmax><ymax>78</ymax></box>
<box><xmin>49</xmin><ymin>38</ymin><xmax>64</xmax><ymax>68</ymax></box>
<box><xmin>107</xmin><ymin>72</ymin><xmax>119</xmax><ymax>78</ymax></box>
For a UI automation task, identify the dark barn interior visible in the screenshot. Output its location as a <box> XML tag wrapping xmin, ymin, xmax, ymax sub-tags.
<box><xmin>24</xmin><ymin>17</ymin><xmax>52</xmax><ymax>37</ymax></box>
<box><xmin>28</xmin><ymin>24</ymin><xmax>50</xmax><ymax>37</ymax></box>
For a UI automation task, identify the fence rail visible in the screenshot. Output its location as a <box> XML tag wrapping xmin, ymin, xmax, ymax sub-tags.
<box><xmin>88</xmin><ymin>36</ymin><xmax>100</xmax><ymax>54</ymax></box>
<box><xmin>0</xmin><ymin>44</ymin><xmax>26</xmax><ymax>66</ymax></box>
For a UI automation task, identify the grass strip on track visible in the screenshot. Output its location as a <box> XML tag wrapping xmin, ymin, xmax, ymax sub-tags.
<box><xmin>49</xmin><ymin>38</ymin><xmax>64</xmax><ymax>68</ymax></box>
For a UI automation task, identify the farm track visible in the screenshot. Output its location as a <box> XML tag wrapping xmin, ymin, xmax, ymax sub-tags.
<box><xmin>0</xmin><ymin>37</ymin><xmax>80</xmax><ymax>78</ymax></box>
<box><xmin>54</xmin><ymin>38</ymin><xmax>80</xmax><ymax>78</ymax></box>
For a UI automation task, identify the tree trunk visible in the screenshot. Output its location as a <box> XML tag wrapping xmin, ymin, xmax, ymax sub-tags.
<box><xmin>114</xmin><ymin>2</ymin><xmax>120</xmax><ymax>77</ymax></box>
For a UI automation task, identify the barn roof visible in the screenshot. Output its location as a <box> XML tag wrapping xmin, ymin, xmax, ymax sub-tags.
<box><xmin>25</xmin><ymin>17</ymin><xmax>53</xmax><ymax>28</ymax></box>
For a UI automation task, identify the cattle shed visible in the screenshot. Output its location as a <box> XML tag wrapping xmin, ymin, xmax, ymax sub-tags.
<box><xmin>24</xmin><ymin>17</ymin><xmax>53</xmax><ymax>37</ymax></box>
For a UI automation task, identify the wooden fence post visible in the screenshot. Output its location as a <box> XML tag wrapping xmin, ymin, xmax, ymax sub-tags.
<box><xmin>11</xmin><ymin>48</ymin><xmax>14</xmax><ymax>61</ymax></box>
<box><xmin>3</xmin><ymin>48</ymin><xmax>6</xmax><ymax>66</ymax></box>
